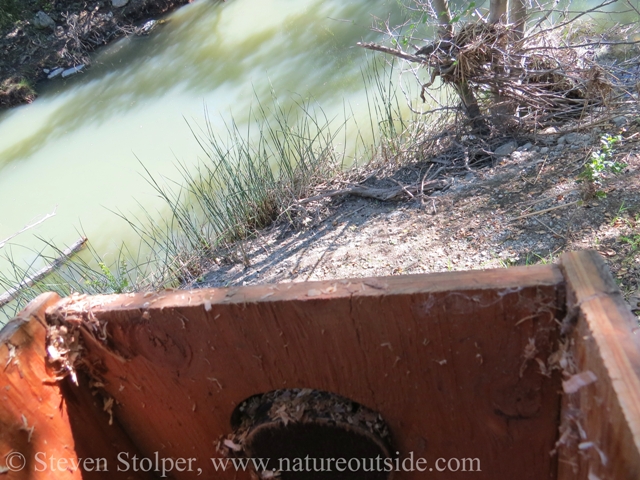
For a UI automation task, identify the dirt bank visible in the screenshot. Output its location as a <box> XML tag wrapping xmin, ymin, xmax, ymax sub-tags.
<box><xmin>193</xmin><ymin>115</ymin><xmax>640</xmax><ymax>321</ymax></box>
<box><xmin>0</xmin><ymin>0</ymin><xmax>193</xmax><ymax>108</ymax></box>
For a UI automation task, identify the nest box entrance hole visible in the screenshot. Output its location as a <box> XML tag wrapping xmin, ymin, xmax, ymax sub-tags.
<box><xmin>223</xmin><ymin>389</ymin><xmax>394</xmax><ymax>479</ymax></box>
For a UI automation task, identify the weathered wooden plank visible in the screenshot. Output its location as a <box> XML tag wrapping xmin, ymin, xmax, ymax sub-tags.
<box><xmin>0</xmin><ymin>293</ymin><xmax>151</xmax><ymax>480</ymax></box>
<box><xmin>49</xmin><ymin>265</ymin><xmax>565</xmax><ymax>479</ymax></box>
<box><xmin>558</xmin><ymin>250</ymin><xmax>640</xmax><ymax>479</ymax></box>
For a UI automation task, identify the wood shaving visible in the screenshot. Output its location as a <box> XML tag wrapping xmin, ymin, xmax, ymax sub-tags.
<box><xmin>520</xmin><ymin>337</ymin><xmax>538</xmax><ymax>377</ymax></box>
<box><xmin>103</xmin><ymin>396</ymin><xmax>114</xmax><ymax>426</ymax></box>
<box><xmin>562</xmin><ymin>370</ymin><xmax>597</xmax><ymax>394</ymax></box>
<box><xmin>223</xmin><ymin>439</ymin><xmax>243</xmax><ymax>452</ymax></box>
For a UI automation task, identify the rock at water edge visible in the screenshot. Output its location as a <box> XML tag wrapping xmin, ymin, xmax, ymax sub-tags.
<box><xmin>33</xmin><ymin>11</ymin><xmax>55</xmax><ymax>29</ymax></box>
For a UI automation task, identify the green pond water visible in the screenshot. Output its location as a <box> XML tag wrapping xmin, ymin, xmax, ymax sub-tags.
<box><xmin>0</xmin><ymin>0</ymin><xmax>636</xmax><ymax>319</ymax></box>
<box><xmin>0</xmin><ymin>0</ymin><xmax>411</xmax><ymax>313</ymax></box>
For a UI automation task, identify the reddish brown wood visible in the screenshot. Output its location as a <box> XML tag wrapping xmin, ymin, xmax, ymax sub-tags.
<box><xmin>558</xmin><ymin>251</ymin><xmax>640</xmax><ymax>480</ymax></box>
<box><xmin>45</xmin><ymin>265</ymin><xmax>565</xmax><ymax>479</ymax></box>
<box><xmin>0</xmin><ymin>293</ymin><xmax>151</xmax><ymax>480</ymax></box>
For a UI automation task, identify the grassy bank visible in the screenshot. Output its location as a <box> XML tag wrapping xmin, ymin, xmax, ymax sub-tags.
<box><xmin>0</xmin><ymin>59</ymin><xmax>418</xmax><ymax>321</ymax></box>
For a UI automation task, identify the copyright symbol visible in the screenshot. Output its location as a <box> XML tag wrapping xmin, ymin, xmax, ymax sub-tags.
<box><xmin>4</xmin><ymin>451</ymin><xmax>26</xmax><ymax>471</ymax></box>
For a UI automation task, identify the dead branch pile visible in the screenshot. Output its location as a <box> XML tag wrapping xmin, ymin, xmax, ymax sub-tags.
<box><xmin>361</xmin><ymin>17</ymin><xmax>638</xmax><ymax>130</ymax></box>
<box><xmin>436</xmin><ymin>22</ymin><xmax>612</xmax><ymax>124</ymax></box>
<box><xmin>57</xmin><ymin>10</ymin><xmax>161</xmax><ymax>64</ymax></box>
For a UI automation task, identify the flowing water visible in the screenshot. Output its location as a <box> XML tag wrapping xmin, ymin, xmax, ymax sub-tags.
<box><xmin>0</xmin><ymin>0</ymin><xmax>636</xmax><ymax>318</ymax></box>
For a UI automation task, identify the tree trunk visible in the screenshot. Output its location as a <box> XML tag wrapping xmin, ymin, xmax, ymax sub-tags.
<box><xmin>509</xmin><ymin>0</ymin><xmax>527</xmax><ymax>41</ymax></box>
<box><xmin>430</xmin><ymin>0</ymin><xmax>485</xmax><ymax>130</ymax></box>
<box><xmin>431</xmin><ymin>0</ymin><xmax>453</xmax><ymax>38</ymax></box>
<box><xmin>455</xmin><ymin>81</ymin><xmax>487</xmax><ymax>132</ymax></box>
<box><xmin>487</xmin><ymin>0</ymin><xmax>524</xmax><ymax>124</ymax></box>
<box><xmin>488</xmin><ymin>0</ymin><xmax>508</xmax><ymax>24</ymax></box>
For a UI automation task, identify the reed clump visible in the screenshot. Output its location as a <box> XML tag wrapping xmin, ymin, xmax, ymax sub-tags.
<box><xmin>0</xmin><ymin>89</ymin><xmax>381</xmax><ymax>320</ymax></box>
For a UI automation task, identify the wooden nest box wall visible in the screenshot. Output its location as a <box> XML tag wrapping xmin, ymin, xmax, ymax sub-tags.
<box><xmin>1</xmin><ymin>250</ymin><xmax>639</xmax><ymax>479</ymax></box>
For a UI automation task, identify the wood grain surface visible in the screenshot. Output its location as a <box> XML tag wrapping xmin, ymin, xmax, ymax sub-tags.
<box><xmin>44</xmin><ymin>266</ymin><xmax>565</xmax><ymax>479</ymax></box>
<box><xmin>0</xmin><ymin>293</ymin><xmax>151</xmax><ymax>480</ymax></box>
<box><xmin>558</xmin><ymin>250</ymin><xmax>640</xmax><ymax>480</ymax></box>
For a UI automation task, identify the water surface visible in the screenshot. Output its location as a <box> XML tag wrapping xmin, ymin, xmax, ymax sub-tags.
<box><xmin>0</xmin><ymin>0</ymin><xmax>407</xmax><ymax>297</ymax></box>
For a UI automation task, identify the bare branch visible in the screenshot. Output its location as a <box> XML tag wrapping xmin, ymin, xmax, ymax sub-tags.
<box><xmin>357</xmin><ymin>42</ymin><xmax>430</xmax><ymax>64</ymax></box>
<box><xmin>0</xmin><ymin>207</ymin><xmax>57</xmax><ymax>249</ymax></box>
<box><xmin>0</xmin><ymin>237</ymin><xmax>87</xmax><ymax>307</ymax></box>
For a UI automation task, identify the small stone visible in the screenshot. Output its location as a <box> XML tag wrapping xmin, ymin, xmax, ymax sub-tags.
<box><xmin>494</xmin><ymin>141</ymin><xmax>518</xmax><ymax>157</ymax></box>
<box><xmin>540</xmin><ymin>147</ymin><xmax>549</xmax><ymax>154</ymax></box>
<box><xmin>517</xmin><ymin>142</ymin><xmax>533</xmax><ymax>152</ymax></box>
<box><xmin>112</xmin><ymin>0</ymin><xmax>130</xmax><ymax>7</ymax></box>
<box><xmin>612</xmin><ymin>116</ymin><xmax>628</xmax><ymax>127</ymax></box>
<box><xmin>33</xmin><ymin>11</ymin><xmax>55</xmax><ymax>29</ymax></box>
<box><xmin>511</xmin><ymin>151</ymin><xmax>532</xmax><ymax>161</ymax></box>
<box><xmin>564</xmin><ymin>132</ymin><xmax>591</xmax><ymax>145</ymax></box>
<box><xmin>542</xmin><ymin>126</ymin><xmax>558</xmax><ymax>134</ymax></box>
<box><xmin>43</xmin><ymin>68</ymin><xmax>50</xmax><ymax>74</ymax></box>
